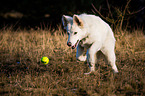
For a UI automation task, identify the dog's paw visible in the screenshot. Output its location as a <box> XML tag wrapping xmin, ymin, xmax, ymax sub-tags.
<box><xmin>84</xmin><ymin>72</ymin><xmax>91</xmax><ymax>75</ymax></box>
<box><xmin>112</xmin><ymin>66</ymin><xmax>119</xmax><ymax>73</ymax></box>
<box><xmin>76</xmin><ymin>55</ymin><xmax>87</xmax><ymax>62</ymax></box>
<box><xmin>113</xmin><ymin>70</ymin><xmax>119</xmax><ymax>73</ymax></box>
<box><xmin>84</xmin><ymin>71</ymin><xmax>95</xmax><ymax>75</ymax></box>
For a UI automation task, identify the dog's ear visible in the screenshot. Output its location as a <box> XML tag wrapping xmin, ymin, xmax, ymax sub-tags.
<box><xmin>73</xmin><ymin>15</ymin><xmax>83</xmax><ymax>27</ymax></box>
<box><xmin>62</xmin><ymin>15</ymin><xmax>72</xmax><ymax>29</ymax></box>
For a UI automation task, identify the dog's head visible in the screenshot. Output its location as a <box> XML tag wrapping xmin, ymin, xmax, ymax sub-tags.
<box><xmin>62</xmin><ymin>14</ymin><xmax>86</xmax><ymax>49</ymax></box>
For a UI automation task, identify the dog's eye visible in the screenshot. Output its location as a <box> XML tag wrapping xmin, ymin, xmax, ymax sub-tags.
<box><xmin>74</xmin><ymin>32</ymin><xmax>77</xmax><ymax>35</ymax></box>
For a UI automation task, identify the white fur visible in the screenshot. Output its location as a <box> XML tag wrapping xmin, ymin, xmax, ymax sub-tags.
<box><xmin>62</xmin><ymin>14</ymin><xmax>118</xmax><ymax>74</ymax></box>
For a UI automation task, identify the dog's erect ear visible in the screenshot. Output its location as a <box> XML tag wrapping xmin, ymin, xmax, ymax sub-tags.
<box><xmin>62</xmin><ymin>15</ymin><xmax>72</xmax><ymax>28</ymax></box>
<box><xmin>73</xmin><ymin>15</ymin><xmax>83</xmax><ymax>27</ymax></box>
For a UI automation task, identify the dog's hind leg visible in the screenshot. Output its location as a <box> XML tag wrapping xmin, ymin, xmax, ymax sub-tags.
<box><xmin>101</xmin><ymin>43</ymin><xmax>119</xmax><ymax>73</ymax></box>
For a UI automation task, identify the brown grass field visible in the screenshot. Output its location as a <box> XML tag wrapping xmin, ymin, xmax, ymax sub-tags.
<box><xmin>0</xmin><ymin>27</ymin><xmax>145</xmax><ymax>96</ymax></box>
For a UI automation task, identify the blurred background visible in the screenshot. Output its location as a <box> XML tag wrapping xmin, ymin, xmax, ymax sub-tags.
<box><xmin>0</xmin><ymin>0</ymin><xmax>144</xmax><ymax>30</ymax></box>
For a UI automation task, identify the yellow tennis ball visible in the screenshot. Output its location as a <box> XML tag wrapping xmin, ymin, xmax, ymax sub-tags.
<box><xmin>41</xmin><ymin>56</ymin><xmax>49</xmax><ymax>65</ymax></box>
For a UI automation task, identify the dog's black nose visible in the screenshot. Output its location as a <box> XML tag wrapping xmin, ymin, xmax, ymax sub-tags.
<box><xmin>67</xmin><ymin>42</ymin><xmax>71</xmax><ymax>46</ymax></box>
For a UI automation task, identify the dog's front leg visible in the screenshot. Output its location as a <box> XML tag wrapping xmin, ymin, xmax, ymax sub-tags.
<box><xmin>76</xmin><ymin>44</ymin><xmax>86</xmax><ymax>61</ymax></box>
<box><xmin>85</xmin><ymin>43</ymin><xmax>101</xmax><ymax>74</ymax></box>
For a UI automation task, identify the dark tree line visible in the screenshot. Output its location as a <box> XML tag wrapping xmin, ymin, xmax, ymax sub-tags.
<box><xmin>0</xmin><ymin>0</ymin><xmax>144</xmax><ymax>30</ymax></box>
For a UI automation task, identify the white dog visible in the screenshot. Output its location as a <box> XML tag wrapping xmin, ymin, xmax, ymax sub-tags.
<box><xmin>62</xmin><ymin>14</ymin><xmax>118</xmax><ymax>74</ymax></box>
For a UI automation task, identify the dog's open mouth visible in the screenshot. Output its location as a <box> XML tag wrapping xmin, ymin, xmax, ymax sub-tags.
<box><xmin>72</xmin><ymin>40</ymin><xmax>79</xmax><ymax>49</ymax></box>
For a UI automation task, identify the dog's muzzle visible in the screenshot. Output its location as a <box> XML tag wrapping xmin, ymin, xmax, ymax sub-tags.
<box><xmin>72</xmin><ymin>40</ymin><xmax>79</xmax><ymax>49</ymax></box>
<box><xmin>67</xmin><ymin>40</ymin><xmax>79</xmax><ymax>49</ymax></box>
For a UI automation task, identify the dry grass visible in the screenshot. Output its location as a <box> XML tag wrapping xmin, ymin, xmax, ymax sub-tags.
<box><xmin>0</xmin><ymin>28</ymin><xmax>145</xmax><ymax>96</ymax></box>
